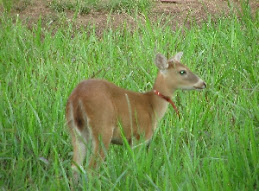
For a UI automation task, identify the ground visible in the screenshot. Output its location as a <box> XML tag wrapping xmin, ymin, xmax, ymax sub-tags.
<box><xmin>1</xmin><ymin>0</ymin><xmax>258</xmax><ymax>34</ymax></box>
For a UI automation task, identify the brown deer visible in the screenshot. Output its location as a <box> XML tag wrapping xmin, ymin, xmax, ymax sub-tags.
<box><xmin>66</xmin><ymin>52</ymin><xmax>206</xmax><ymax>178</ymax></box>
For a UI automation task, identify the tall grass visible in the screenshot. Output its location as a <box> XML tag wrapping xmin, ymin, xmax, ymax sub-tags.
<box><xmin>0</xmin><ymin>5</ymin><xmax>258</xmax><ymax>191</ymax></box>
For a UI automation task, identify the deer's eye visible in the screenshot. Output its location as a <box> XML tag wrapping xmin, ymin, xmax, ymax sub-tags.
<box><xmin>179</xmin><ymin>70</ymin><xmax>186</xmax><ymax>75</ymax></box>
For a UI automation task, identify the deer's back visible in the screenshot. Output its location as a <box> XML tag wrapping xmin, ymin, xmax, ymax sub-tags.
<box><xmin>67</xmin><ymin>79</ymin><xmax>153</xmax><ymax>127</ymax></box>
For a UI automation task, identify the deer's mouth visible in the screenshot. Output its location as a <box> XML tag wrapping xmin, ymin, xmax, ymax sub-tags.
<box><xmin>194</xmin><ymin>86</ymin><xmax>205</xmax><ymax>90</ymax></box>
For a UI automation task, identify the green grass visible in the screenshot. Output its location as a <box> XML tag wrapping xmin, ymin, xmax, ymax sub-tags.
<box><xmin>49</xmin><ymin>0</ymin><xmax>153</xmax><ymax>14</ymax></box>
<box><xmin>0</xmin><ymin>3</ymin><xmax>258</xmax><ymax>191</ymax></box>
<box><xmin>1</xmin><ymin>0</ymin><xmax>32</xmax><ymax>12</ymax></box>
<box><xmin>0</xmin><ymin>0</ymin><xmax>153</xmax><ymax>14</ymax></box>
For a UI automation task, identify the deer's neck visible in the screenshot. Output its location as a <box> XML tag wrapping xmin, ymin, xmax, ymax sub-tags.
<box><xmin>151</xmin><ymin>72</ymin><xmax>175</xmax><ymax>120</ymax></box>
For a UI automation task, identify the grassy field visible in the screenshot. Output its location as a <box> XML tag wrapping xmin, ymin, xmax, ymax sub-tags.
<box><xmin>49</xmin><ymin>0</ymin><xmax>152</xmax><ymax>14</ymax></box>
<box><xmin>0</xmin><ymin>1</ymin><xmax>258</xmax><ymax>191</ymax></box>
<box><xmin>1</xmin><ymin>0</ymin><xmax>152</xmax><ymax>14</ymax></box>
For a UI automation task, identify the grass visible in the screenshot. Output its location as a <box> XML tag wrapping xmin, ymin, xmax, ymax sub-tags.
<box><xmin>0</xmin><ymin>2</ymin><xmax>258</xmax><ymax>191</ymax></box>
<box><xmin>0</xmin><ymin>0</ymin><xmax>153</xmax><ymax>14</ymax></box>
<box><xmin>49</xmin><ymin>0</ymin><xmax>153</xmax><ymax>14</ymax></box>
<box><xmin>1</xmin><ymin>0</ymin><xmax>32</xmax><ymax>12</ymax></box>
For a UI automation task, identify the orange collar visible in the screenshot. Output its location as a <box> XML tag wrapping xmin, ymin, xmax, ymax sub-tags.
<box><xmin>153</xmin><ymin>90</ymin><xmax>180</xmax><ymax>118</ymax></box>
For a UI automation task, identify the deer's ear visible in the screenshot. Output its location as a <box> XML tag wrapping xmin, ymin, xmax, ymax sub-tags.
<box><xmin>171</xmin><ymin>52</ymin><xmax>183</xmax><ymax>62</ymax></box>
<box><xmin>155</xmin><ymin>53</ymin><xmax>168</xmax><ymax>71</ymax></box>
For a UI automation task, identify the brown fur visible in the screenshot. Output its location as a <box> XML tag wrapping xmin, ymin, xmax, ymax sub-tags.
<box><xmin>65</xmin><ymin>52</ymin><xmax>206</xmax><ymax>179</ymax></box>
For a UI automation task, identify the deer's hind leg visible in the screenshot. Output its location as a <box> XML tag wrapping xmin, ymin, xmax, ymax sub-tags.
<box><xmin>69</xmin><ymin>122</ymin><xmax>90</xmax><ymax>175</ymax></box>
<box><xmin>66</xmin><ymin>102</ymin><xmax>92</xmax><ymax>182</ymax></box>
<box><xmin>88</xmin><ymin>116</ymin><xmax>115</xmax><ymax>168</ymax></box>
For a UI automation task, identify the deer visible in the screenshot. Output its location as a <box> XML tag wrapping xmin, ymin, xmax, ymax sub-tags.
<box><xmin>65</xmin><ymin>52</ymin><xmax>206</xmax><ymax>180</ymax></box>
